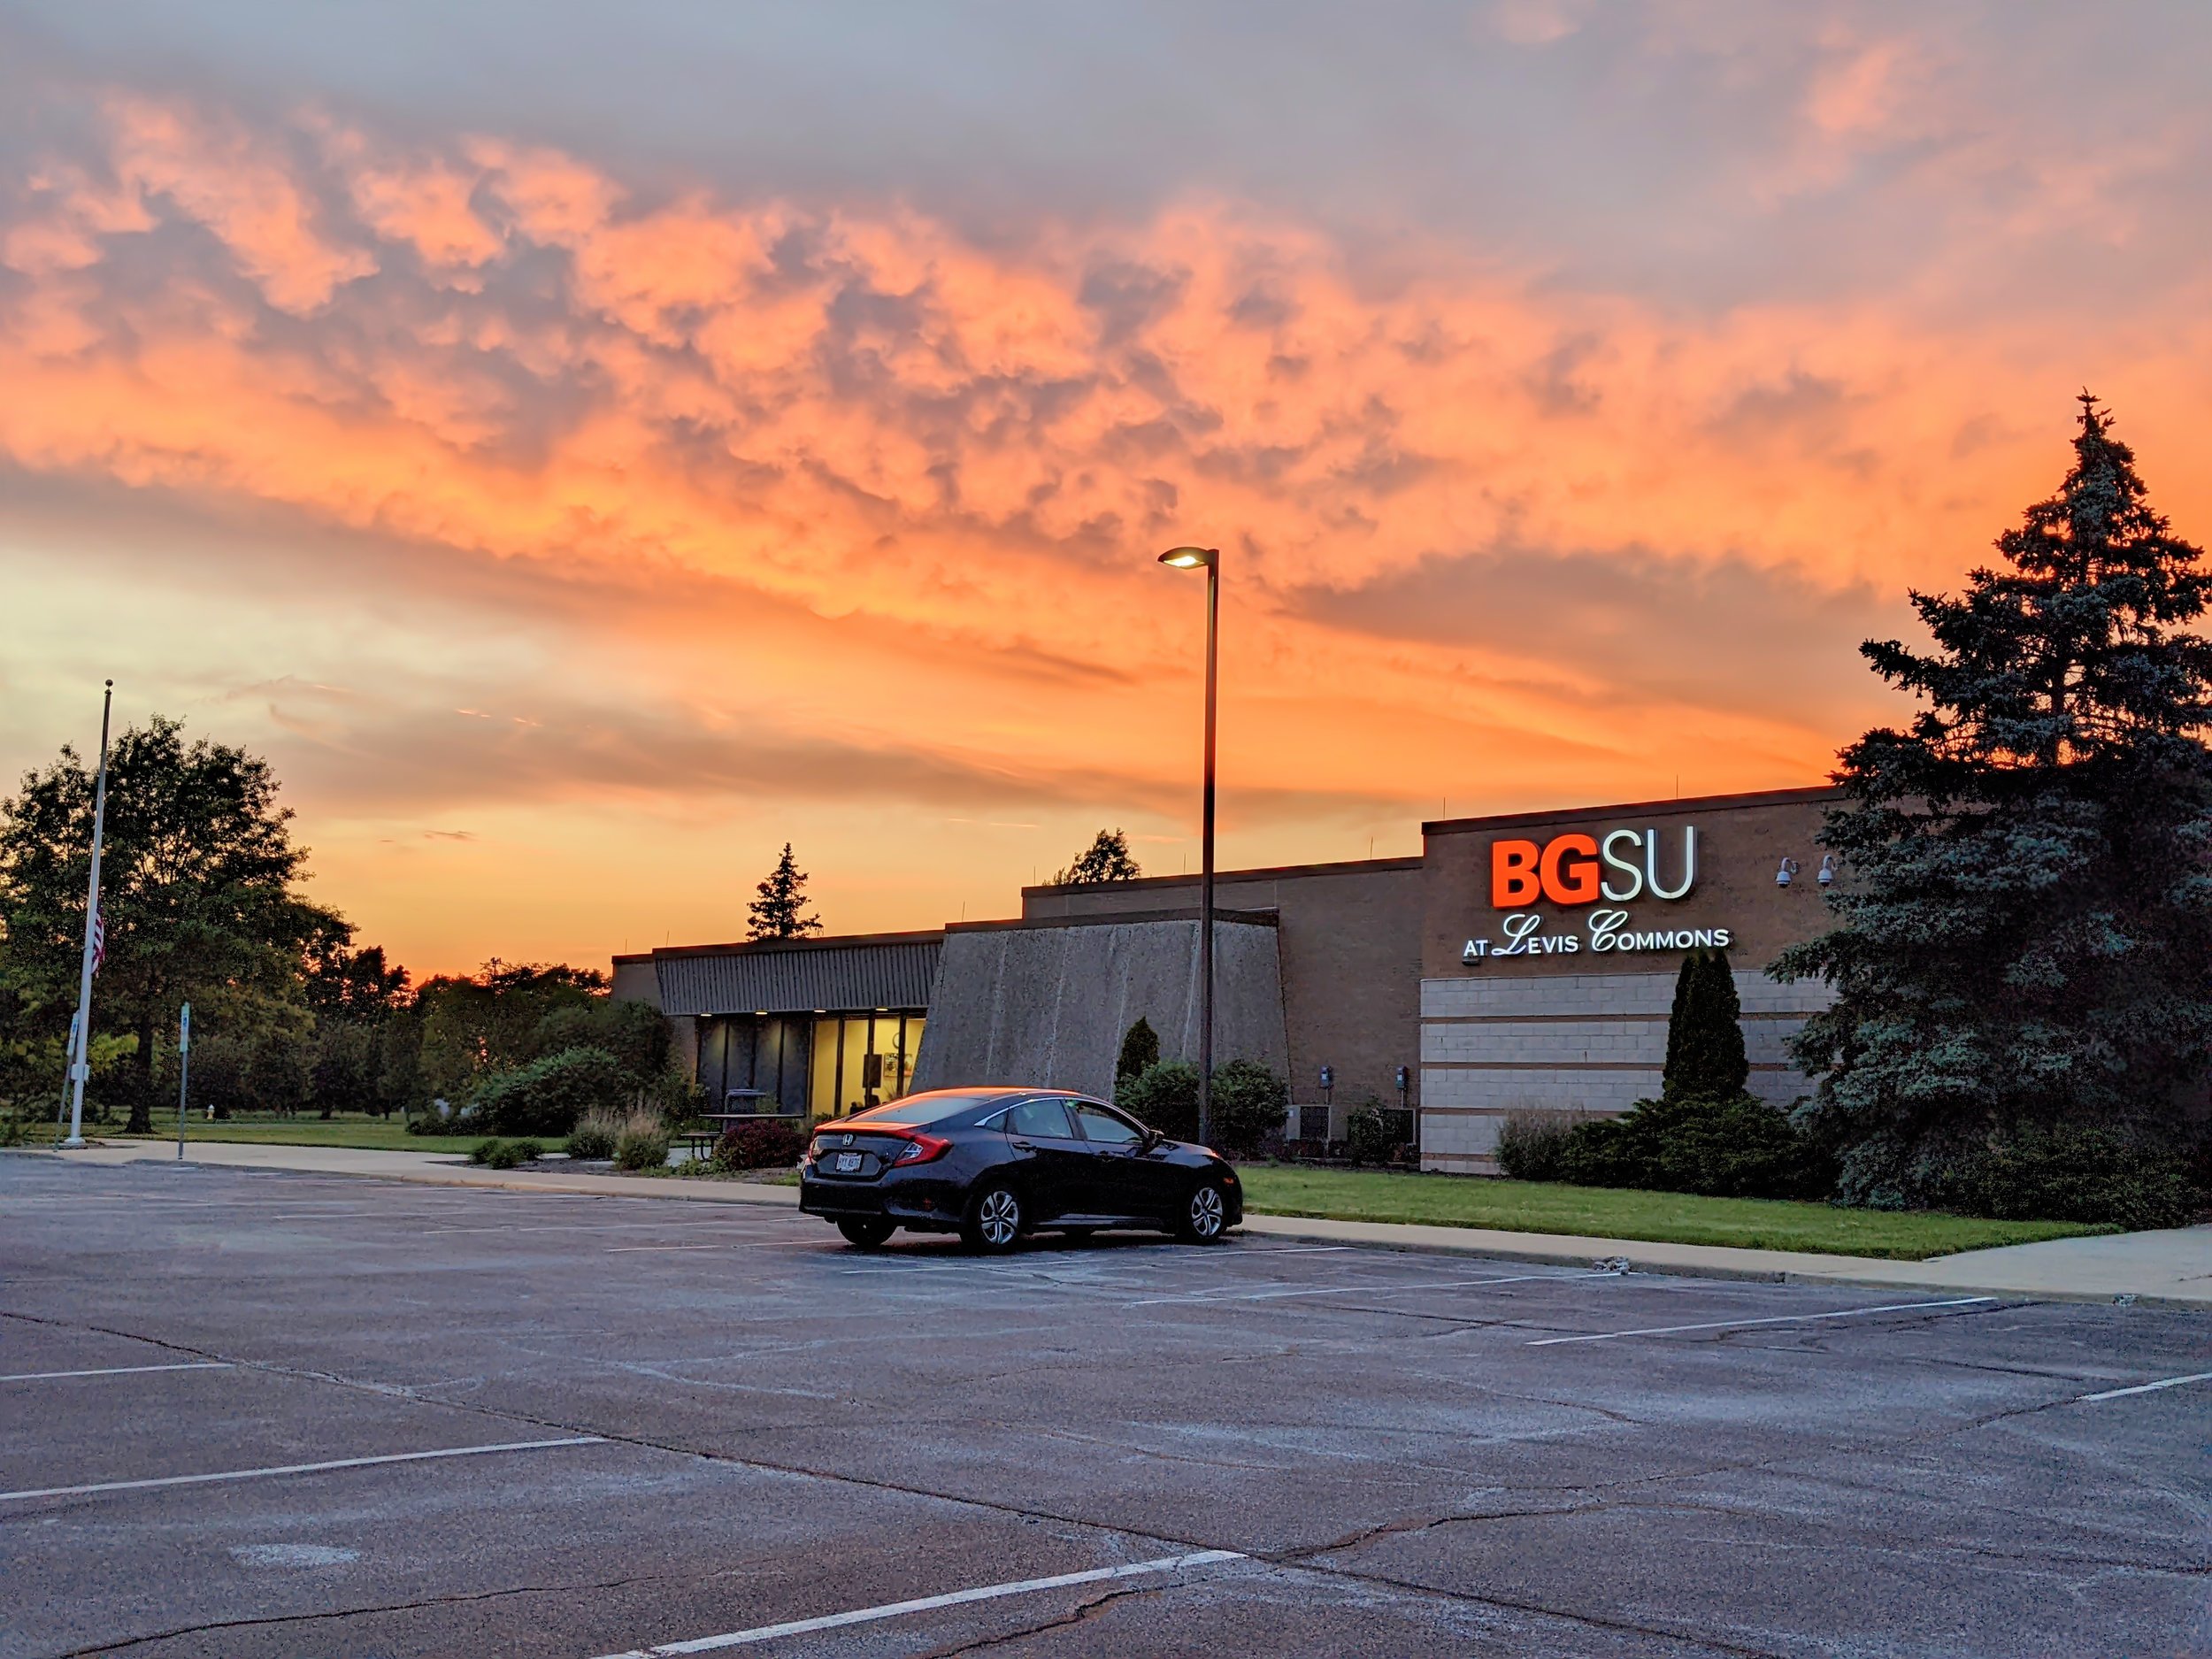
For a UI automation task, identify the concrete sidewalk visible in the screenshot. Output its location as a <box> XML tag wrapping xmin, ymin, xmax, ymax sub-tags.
<box><xmin>30</xmin><ymin>1140</ymin><xmax>2212</xmax><ymax>1308</ymax></box>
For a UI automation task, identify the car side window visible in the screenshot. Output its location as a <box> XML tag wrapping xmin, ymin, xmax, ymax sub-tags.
<box><xmin>1072</xmin><ymin>1102</ymin><xmax>1142</xmax><ymax>1146</ymax></box>
<box><xmin>1006</xmin><ymin>1099</ymin><xmax>1076</xmax><ymax>1139</ymax></box>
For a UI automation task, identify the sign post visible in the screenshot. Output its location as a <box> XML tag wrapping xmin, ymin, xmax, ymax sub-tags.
<box><xmin>53</xmin><ymin>1010</ymin><xmax>78</xmax><ymax>1144</ymax></box>
<box><xmin>175</xmin><ymin>1003</ymin><xmax>191</xmax><ymax>1163</ymax></box>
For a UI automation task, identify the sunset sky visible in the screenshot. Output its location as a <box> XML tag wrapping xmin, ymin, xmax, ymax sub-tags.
<box><xmin>4</xmin><ymin>3</ymin><xmax>2209</xmax><ymax>976</ymax></box>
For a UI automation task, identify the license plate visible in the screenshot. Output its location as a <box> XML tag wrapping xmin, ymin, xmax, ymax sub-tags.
<box><xmin>835</xmin><ymin>1152</ymin><xmax>863</xmax><ymax>1173</ymax></box>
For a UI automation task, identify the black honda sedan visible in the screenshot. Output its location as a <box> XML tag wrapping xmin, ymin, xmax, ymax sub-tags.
<box><xmin>798</xmin><ymin>1087</ymin><xmax>1241</xmax><ymax>1252</ymax></box>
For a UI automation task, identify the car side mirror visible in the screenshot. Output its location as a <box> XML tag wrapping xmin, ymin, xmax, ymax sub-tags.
<box><xmin>1138</xmin><ymin>1127</ymin><xmax>1163</xmax><ymax>1151</ymax></box>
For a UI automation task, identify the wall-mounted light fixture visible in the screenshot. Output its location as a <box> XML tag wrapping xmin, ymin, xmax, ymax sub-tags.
<box><xmin>1816</xmin><ymin>854</ymin><xmax>1836</xmax><ymax>887</ymax></box>
<box><xmin>1775</xmin><ymin>856</ymin><xmax>1801</xmax><ymax>888</ymax></box>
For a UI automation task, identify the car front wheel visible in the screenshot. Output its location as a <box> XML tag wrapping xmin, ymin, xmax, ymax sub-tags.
<box><xmin>837</xmin><ymin>1217</ymin><xmax>895</xmax><ymax>1249</ymax></box>
<box><xmin>1178</xmin><ymin>1180</ymin><xmax>1230</xmax><ymax>1243</ymax></box>
<box><xmin>963</xmin><ymin>1183</ymin><xmax>1025</xmax><ymax>1253</ymax></box>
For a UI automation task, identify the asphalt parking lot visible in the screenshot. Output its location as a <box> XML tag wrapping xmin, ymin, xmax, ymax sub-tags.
<box><xmin>3</xmin><ymin>1155</ymin><xmax>2207</xmax><ymax>1658</ymax></box>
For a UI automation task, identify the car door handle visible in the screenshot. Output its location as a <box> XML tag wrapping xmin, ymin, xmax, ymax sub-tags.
<box><xmin>1010</xmin><ymin>1140</ymin><xmax>1037</xmax><ymax>1151</ymax></box>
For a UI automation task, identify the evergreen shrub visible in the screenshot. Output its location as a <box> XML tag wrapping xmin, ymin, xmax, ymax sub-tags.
<box><xmin>1931</xmin><ymin>1124</ymin><xmax>2202</xmax><ymax>1231</ymax></box>
<box><xmin>1549</xmin><ymin>1093</ymin><xmax>1835</xmax><ymax>1201</ymax></box>
<box><xmin>1115</xmin><ymin>1017</ymin><xmax>1161</xmax><ymax>1085</ymax></box>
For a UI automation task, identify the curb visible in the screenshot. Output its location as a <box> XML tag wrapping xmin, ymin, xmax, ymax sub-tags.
<box><xmin>1240</xmin><ymin>1215</ymin><xmax>2209</xmax><ymax>1310</ymax></box>
<box><xmin>19</xmin><ymin>1147</ymin><xmax>2203</xmax><ymax>1307</ymax></box>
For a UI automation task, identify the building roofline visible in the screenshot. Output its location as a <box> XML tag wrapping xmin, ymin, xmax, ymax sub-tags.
<box><xmin>1022</xmin><ymin>853</ymin><xmax>1421</xmax><ymax>898</ymax></box>
<box><xmin>949</xmin><ymin>907</ymin><xmax>1280</xmax><ymax>934</ymax></box>
<box><xmin>1421</xmin><ymin>784</ymin><xmax>1840</xmax><ymax>836</ymax></box>
<box><xmin>646</xmin><ymin>927</ymin><xmax>948</xmax><ymax>962</ymax></box>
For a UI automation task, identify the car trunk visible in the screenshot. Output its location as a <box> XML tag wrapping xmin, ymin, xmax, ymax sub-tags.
<box><xmin>812</xmin><ymin>1130</ymin><xmax>915</xmax><ymax>1181</ymax></box>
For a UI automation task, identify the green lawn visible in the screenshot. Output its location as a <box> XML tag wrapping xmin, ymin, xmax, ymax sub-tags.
<box><xmin>104</xmin><ymin>1110</ymin><xmax>483</xmax><ymax>1156</ymax></box>
<box><xmin>1238</xmin><ymin>1165</ymin><xmax>2109</xmax><ymax>1260</ymax></box>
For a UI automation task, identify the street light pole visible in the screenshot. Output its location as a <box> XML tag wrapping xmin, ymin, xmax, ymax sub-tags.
<box><xmin>1159</xmin><ymin>548</ymin><xmax>1220</xmax><ymax>1149</ymax></box>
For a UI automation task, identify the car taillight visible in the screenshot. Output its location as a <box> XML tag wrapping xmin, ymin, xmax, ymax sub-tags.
<box><xmin>895</xmin><ymin>1133</ymin><xmax>950</xmax><ymax>1165</ymax></box>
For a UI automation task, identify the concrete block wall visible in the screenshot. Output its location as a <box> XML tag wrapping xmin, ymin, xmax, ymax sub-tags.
<box><xmin>911</xmin><ymin>918</ymin><xmax>1289</xmax><ymax>1102</ymax></box>
<box><xmin>1418</xmin><ymin>971</ymin><xmax>1832</xmax><ymax>1173</ymax></box>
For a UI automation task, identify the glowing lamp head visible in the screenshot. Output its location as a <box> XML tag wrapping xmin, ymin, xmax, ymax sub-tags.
<box><xmin>1158</xmin><ymin>546</ymin><xmax>1217</xmax><ymax>570</ymax></box>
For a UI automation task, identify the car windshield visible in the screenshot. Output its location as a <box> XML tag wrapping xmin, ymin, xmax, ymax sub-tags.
<box><xmin>840</xmin><ymin>1093</ymin><xmax>1002</xmax><ymax>1128</ymax></box>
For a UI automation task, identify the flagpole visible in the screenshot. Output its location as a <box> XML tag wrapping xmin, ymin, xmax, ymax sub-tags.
<box><xmin>61</xmin><ymin>680</ymin><xmax>113</xmax><ymax>1150</ymax></box>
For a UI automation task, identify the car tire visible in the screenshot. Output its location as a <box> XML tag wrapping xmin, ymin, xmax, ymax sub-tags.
<box><xmin>1177</xmin><ymin>1180</ymin><xmax>1230</xmax><ymax>1244</ymax></box>
<box><xmin>962</xmin><ymin>1183</ymin><xmax>1025</xmax><ymax>1254</ymax></box>
<box><xmin>837</xmin><ymin>1217</ymin><xmax>895</xmax><ymax>1250</ymax></box>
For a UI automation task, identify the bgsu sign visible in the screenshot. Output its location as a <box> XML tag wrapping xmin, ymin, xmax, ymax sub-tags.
<box><xmin>1465</xmin><ymin>826</ymin><xmax>1725</xmax><ymax>963</ymax></box>
<box><xmin>1491</xmin><ymin>826</ymin><xmax>1698</xmax><ymax>907</ymax></box>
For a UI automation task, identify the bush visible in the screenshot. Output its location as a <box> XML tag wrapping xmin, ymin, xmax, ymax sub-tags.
<box><xmin>1934</xmin><ymin>1124</ymin><xmax>2202</xmax><ymax>1231</ymax></box>
<box><xmin>1495</xmin><ymin>1110</ymin><xmax>1594</xmax><ymax>1182</ymax></box>
<box><xmin>1209</xmin><ymin>1059</ymin><xmax>1288</xmax><ymax>1156</ymax></box>
<box><xmin>565</xmin><ymin>1110</ymin><xmax>620</xmax><ymax>1162</ymax></box>
<box><xmin>1115</xmin><ymin>1017</ymin><xmax>1161</xmax><ymax>1086</ymax></box>
<box><xmin>468</xmin><ymin>1136</ymin><xmax>526</xmax><ymax>1169</ymax></box>
<box><xmin>1538</xmin><ymin>1093</ymin><xmax>1834</xmax><ymax>1201</ymax></box>
<box><xmin>472</xmin><ymin>1046</ymin><xmax>627</xmax><ymax>1137</ymax></box>
<box><xmin>712</xmin><ymin>1118</ymin><xmax>808</xmax><ymax>1171</ymax></box>
<box><xmin>510</xmin><ymin>1139</ymin><xmax>543</xmax><ymax>1164</ymax></box>
<box><xmin>612</xmin><ymin>1110</ymin><xmax>671</xmax><ymax>1172</ymax></box>
<box><xmin>1345</xmin><ymin>1097</ymin><xmax>1399</xmax><ymax>1165</ymax></box>
<box><xmin>1662</xmin><ymin>949</ymin><xmax>1748</xmax><ymax>1100</ymax></box>
<box><xmin>1116</xmin><ymin>1060</ymin><xmax>1198</xmax><ymax>1141</ymax></box>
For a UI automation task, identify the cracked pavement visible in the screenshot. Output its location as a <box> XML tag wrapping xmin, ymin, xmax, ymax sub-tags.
<box><xmin>2</xmin><ymin>1155</ymin><xmax>2206</xmax><ymax>1657</ymax></box>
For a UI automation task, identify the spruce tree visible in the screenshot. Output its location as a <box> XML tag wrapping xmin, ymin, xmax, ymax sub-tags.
<box><xmin>1662</xmin><ymin>948</ymin><xmax>1748</xmax><ymax>1100</ymax></box>
<box><xmin>1775</xmin><ymin>396</ymin><xmax>2212</xmax><ymax>1205</ymax></box>
<box><xmin>1116</xmin><ymin>1015</ymin><xmax>1161</xmax><ymax>1083</ymax></box>
<box><xmin>747</xmin><ymin>843</ymin><xmax>823</xmax><ymax>941</ymax></box>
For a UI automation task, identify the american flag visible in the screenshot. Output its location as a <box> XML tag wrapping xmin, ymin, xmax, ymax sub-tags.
<box><xmin>90</xmin><ymin>903</ymin><xmax>105</xmax><ymax>975</ymax></box>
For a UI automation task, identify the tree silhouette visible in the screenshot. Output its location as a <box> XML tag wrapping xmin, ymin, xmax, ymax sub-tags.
<box><xmin>1052</xmin><ymin>828</ymin><xmax>1141</xmax><ymax>885</ymax></box>
<box><xmin>748</xmin><ymin>843</ymin><xmax>823</xmax><ymax>941</ymax></box>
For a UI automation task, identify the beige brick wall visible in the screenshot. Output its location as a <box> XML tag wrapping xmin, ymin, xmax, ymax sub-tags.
<box><xmin>1418</xmin><ymin>970</ymin><xmax>1832</xmax><ymax>1172</ymax></box>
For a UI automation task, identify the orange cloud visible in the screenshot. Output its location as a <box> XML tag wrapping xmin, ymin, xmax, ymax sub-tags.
<box><xmin>3</xmin><ymin>83</ymin><xmax>2208</xmax><ymax>970</ymax></box>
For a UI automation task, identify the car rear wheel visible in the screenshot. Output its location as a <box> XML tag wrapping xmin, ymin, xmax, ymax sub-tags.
<box><xmin>1177</xmin><ymin>1180</ymin><xmax>1229</xmax><ymax>1243</ymax></box>
<box><xmin>837</xmin><ymin>1217</ymin><xmax>895</xmax><ymax>1249</ymax></box>
<box><xmin>963</xmin><ymin>1183</ymin><xmax>1025</xmax><ymax>1253</ymax></box>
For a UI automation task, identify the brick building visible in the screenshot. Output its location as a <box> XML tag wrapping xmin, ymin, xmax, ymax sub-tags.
<box><xmin>616</xmin><ymin>786</ymin><xmax>1839</xmax><ymax>1174</ymax></box>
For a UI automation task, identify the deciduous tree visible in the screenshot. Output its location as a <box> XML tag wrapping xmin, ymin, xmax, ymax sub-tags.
<box><xmin>0</xmin><ymin>717</ymin><xmax>342</xmax><ymax>1132</ymax></box>
<box><xmin>1052</xmin><ymin>828</ymin><xmax>1141</xmax><ymax>885</ymax></box>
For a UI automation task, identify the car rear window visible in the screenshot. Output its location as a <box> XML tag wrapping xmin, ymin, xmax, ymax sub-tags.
<box><xmin>841</xmin><ymin>1093</ymin><xmax>1001</xmax><ymax>1128</ymax></box>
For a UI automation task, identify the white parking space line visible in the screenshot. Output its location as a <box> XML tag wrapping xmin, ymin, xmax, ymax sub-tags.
<box><xmin>421</xmin><ymin>1221</ymin><xmax>787</xmax><ymax>1237</ymax></box>
<box><xmin>0</xmin><ymin>1435</ymin><xmax>606</xmax><ymax>1503</ymax></box>
<box><xmin>1</xmin><ymin>1362</ymin><xmax>233</xmax><ymax>1384</ymax></box>
<box><xmin>590</xmin><ymin>1549</ymin><xmax>1246</xmax><ymax>1656</ymax></box>
<box><xmin>2077</xmin><ymin>1370</ymin><xmax>2212</xmax><ymax>1403</ymax></box>
<box><xmin>1131</xmin><ymin>1270</ymin><xmax>1608</xmax><ymax>1307</ymax></box>
<box><xmin>1525</xmin><ymin>1296</ymin><xmax>2000</xmax><ymax>1347</ymax></box>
